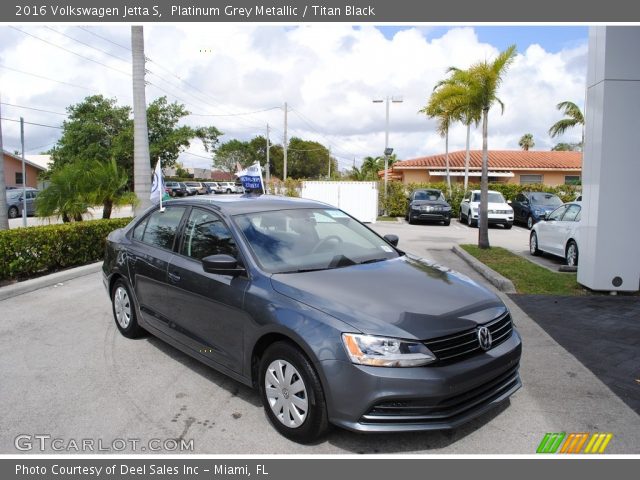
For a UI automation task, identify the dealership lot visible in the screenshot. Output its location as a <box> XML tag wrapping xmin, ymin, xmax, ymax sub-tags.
<box><xmin>0</xmin><ymin>222</ymin><xmax>638</xmax><ymax>453</ymax></box>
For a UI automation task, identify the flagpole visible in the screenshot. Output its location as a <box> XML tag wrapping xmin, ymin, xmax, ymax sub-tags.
<box><xmin>159</xmin><ymin>158</ymin><xmax>165</xmax><ymax>212</ymax></box>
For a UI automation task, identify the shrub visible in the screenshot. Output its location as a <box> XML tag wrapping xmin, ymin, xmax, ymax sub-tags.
<box><xmin>0</xmin><ymin>218</ymin><xmax>132</xmax><ymax>281</ymax></box>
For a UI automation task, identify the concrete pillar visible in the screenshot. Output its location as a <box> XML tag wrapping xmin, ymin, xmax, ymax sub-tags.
<box><xmin>578</xmin><ymin>27</ymin><xmax>640</xmax><ymax>291</ymax></box>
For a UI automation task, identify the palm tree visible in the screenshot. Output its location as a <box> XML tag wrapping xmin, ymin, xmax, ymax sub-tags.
<box><xmin>549</xmin><ymin>101</ymin><xmax>584</xmax><ymax>148</ymax></box>
<box><xmin>36</xmin><ymin>162</ymin><xmax>90</xmax><ymax>222</ymax></box>
<box><xmin>464</xmin><ymin>45</ymin><xmax>517</xmax><ymax>248</ymax></box>
<box><xmin>131</xmin><ymin>26</ymin><xmax>152</xmax><ymax>215</ymax></box>
<box><xmin>519</xmin><ymin>133</ymin><xmax>535</xmax><ymax>151</ymax></box>
<box><xmin>87</xmin><ymin>159</ymin><xmax>138</xmax><ymax>219</ymax></box>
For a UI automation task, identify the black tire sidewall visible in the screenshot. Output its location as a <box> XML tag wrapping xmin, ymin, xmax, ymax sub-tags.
<box><xmin>259</xmin><ymin>342</ymin><xmax>328</xmax><ymax>443</ymax></box>
<box><xmin>8</xmin><ymin>207</ymin><xmax>18</xmax><ymax>218</ymax></box>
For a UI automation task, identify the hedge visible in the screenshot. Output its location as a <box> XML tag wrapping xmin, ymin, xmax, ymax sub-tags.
<box><xmin>380</xmin><ymin>181</ymin><xmax>581</xmax><ymax>217</ymax></box>
<box><xmin>0</xmin><ymin>218</ymin><xmax>132</xmax><ymax>281</ymax></box>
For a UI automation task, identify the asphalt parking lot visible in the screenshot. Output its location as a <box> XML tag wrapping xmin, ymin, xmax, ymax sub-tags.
<box><xmin>1</xmin><ymin>221</ymin><xmax>638</xmax><ymax>454</ymax></box>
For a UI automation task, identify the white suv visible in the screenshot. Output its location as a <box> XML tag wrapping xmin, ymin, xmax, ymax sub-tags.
<box><xmin>219</xmin><ymin>182</ymin><xmax>241</xmax><ymax>194</ymax></box>
<box><xmin>459</xmin><ymin>190</ymin><xmax>514</xmax><ymax>229</ymax></box>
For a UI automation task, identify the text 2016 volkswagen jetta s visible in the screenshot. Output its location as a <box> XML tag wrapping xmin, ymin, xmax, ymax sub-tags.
<box><xmin>103</xmin><ymin>195</ymin><xmax>522</xmax><ymax>443</ymax></box>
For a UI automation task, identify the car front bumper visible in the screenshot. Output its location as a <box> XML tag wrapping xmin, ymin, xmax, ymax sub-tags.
<box><xmin>319</xmin><ymin>329</ymin><xmax>522</xmax><ymax>432</ymax></box>
<box><xmin>410</xmin><ymin>209</ymin><xmax>451</xmax><ymax>222</ymax></box>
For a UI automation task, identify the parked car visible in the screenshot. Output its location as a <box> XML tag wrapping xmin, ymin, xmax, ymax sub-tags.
<box><xmin>511</xmin><ymin>191</ymin><xmax>563</xmax><ymax>229</ymax></box>
<box><xmin>459</xmin><ymin>190</ymin><xmax>514</xmax><ymax>229</ymax></box>
<box><xmin>204</xmin><ymin>182</ymin><xmax>223</xmax><ymax>194</ymax></box>
<box><xmin>183</xmin><ymin>182</ymin><xmax>198</xmax><ymax>196</ymax></box>
<box><xmin>219</xmin><ymin>182</ymin><xmax>240</xmax><ymax>194</ymax></box>
<box><xmin>405</xmin><ymin>189</ymin><xmax>452</xmax><ymax>225</ymax></box>
<box><xmin>165</xmin><ymin>181</ymin><xmax>187</xmax><ymax>197</ymax></box>
<box><xmin>6</xmin><ymin>188</ymin><xmax>38</xmax><ymax>218</ymax></box>
<box><xmin>184</xmin><ymin>181</ymin><xmax>207</xmax><ymax>195</ymax></box>
<box><xmin>530</xmin><ymin>202</ymin><xmax>582</xmax><ymax>266</ymax></box>
<box><xmin>103</xmin><ymin>195</ymin><xmax>522</xmax><ymax>443</ymax></box>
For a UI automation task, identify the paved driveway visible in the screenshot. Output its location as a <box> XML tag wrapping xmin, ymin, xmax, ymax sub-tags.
<box><xmin>0</xmin><ymin>223</ymin><xmax>638</xmax><ymax>454</ymax></box>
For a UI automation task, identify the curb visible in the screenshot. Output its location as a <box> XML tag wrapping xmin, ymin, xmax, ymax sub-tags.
<box><xmin>0</xmin><ymin>262</ymin><xmax>103</xmax><ymax>302</ymax></box>
<box><xmin>452</xmin><ymin>245</ymin><xmax>517</xmax><ymax>294</ymax></box>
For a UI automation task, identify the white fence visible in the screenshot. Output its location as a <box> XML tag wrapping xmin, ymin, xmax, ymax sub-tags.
<box><xmin>300</xmin><ymin>181</ymin><xmax>379</xmax><ymax>223</ymax></box>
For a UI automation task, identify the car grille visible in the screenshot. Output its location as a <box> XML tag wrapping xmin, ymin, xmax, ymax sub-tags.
<box><xmin>423</xmin><ymin>312</ymin><xmax>513</xmax><ymax>364</ymax></box>
<box><xmin>488</xmin><ymin>209</ymin><xmax>511</xmax><ymax>214</ymax></box>
<box><xmin>361</xmin><ymin>365</ymin><xmax>520</xmax><ymax>425</ymax></box>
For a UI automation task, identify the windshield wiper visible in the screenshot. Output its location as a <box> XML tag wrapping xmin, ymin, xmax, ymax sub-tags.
<box><xmin>359</xmin><ymin>257</ymin><xmax>388</xmax><ymax>265</ymax></box>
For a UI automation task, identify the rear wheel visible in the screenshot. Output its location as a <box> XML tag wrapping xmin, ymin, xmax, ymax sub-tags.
<box><xmin>530</xmin><ymin>231</ymin><xmax>541</xmax><ymax>256</ymax></box>
<box><xmin>566</xmin><ymin>240</ymin><xmax>579</xmax><ymax>267</ymax></box>
<box><xmin>526</xmin><ymin>215</ymin><xmax>533</xmax><ymax>230</ymax></box>
<box><xmin>111</xmin><ymin>279</ymin><xmax>144</xmax><ymax>338</ymax></box>
<box><xmin>259</xmin><ymin>342</ymin><xmax>328</xmax><ymax>443</ymax></box>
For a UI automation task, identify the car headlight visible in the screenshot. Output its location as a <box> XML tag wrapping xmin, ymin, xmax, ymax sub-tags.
<box><xmin>342</xmin><ymin>333</ymin><xmax>436</xmax><ymax>367</ymax></box>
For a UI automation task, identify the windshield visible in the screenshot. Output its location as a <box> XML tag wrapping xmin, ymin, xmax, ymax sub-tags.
<box><xmin>530</xmin><ymin>193</ymin><xmax>562</xmax><ymax>206</ymax></box>
<box><xmin>472</xmin><ymin>192</ymin><xmax>506</xmax><ymax>203</ymax></box>
<box><xmin>415</xmin><ymin>190</ymin><xmax>444</xmax><ymax>201</ymax></box>
<box><xmin>234</xmin><ymin>208</ymin><xmax>400</xmax><ymax>274</ymax></box>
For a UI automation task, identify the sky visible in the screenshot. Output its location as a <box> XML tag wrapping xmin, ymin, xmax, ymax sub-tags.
<box><xmin>0</xmin><ymin>25</ymin><xmax>588</xmax><ymax>172</ymax></box>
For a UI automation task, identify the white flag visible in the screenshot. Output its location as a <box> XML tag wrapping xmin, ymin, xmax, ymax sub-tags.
<box><xmin>150</xmin><ymin>159</ymin><xmax>164</xmax><ymax>203</ymax></box>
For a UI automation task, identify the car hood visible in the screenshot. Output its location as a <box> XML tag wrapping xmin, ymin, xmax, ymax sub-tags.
<box><xmin>411</xmin><ymin>200</ymin><xmax>450</xmax><ymax>207</ymax></box>
<box><xmin>270</xmin><ymin>255</ymin><xmax>506</xmax><ymax>340</ymax></box>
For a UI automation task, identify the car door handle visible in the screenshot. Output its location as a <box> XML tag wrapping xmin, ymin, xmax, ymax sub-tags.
<box><xmin>168</xmin><ymin>272</ymin><xmax>181</xmax><ymax>283</ymax></box>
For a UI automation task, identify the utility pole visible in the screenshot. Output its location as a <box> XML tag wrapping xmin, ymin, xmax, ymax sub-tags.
<box><xmin>283</xmin><ymin>102</ymin><xmax>288</xmax><ymax>180</ymax></box>
<box><xmin>0</xmin><ymin>94</ymin><xmax>9</xmax><ymax>230</ymax></box>
<box><xmin>265</xmin><ymin>123</ymin><xmax>270</xmax><ymax>186</ymax></box>
<box><xmin>328</xmin><ymin>147</ymin><xmax>331</xmax><ymax>179</ymax></box>
<box><xmin>20</xmin><ymin>117</ymin><xmax>26</xmax><ymax>227</ymax></box>
<box><xmin>131</xmin><ymin>26</ymin><xmax>152</xmax><ymax>215</ymax></box>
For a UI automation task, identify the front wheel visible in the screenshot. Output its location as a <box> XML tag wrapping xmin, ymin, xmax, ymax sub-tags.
<box><xmin>566</xmin><ymin>240</ymin><xmax>579</xmax><ymax>267</ymax></box>
<box><xmin>260</xmin><ymin>342</ymin><xmax>328</xmax><ymax>443</ymax></box>
<box><xmin>443</xmin><ymin>218</ymin><xmax>451</xmax><ymax>226</ymax></box>
<box><xmin>526</xmin><ymin>215</ymin><xmax>533</xmax><ymax>230</ymax></box>
<box><xmin>8</xmin><ymin>206</ymin><xmax>19</xmax><ymax>219</ymax></box>
<box><xmin>467</xmin><ymin>212</ymin><xmax>476</xmax><ymax>228</ymax></box>
<box><xmin>504</xmin><ymin>222</ymin><xmax>513</xmax><ymax>230</ymax></box>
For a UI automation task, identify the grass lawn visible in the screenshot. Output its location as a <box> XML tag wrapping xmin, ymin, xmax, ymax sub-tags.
<box><xmin>461</xmin><ymin>245</ymin><xmax>587</xmax><ymax>296</ymax></box>
<box><xmin>377</xmin><ymin>216</ymin><xmax>399</xmax><ymax>222</ymax></box>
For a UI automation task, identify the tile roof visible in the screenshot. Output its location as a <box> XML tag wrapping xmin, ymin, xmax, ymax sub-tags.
<box><xmin>394</xmin><ymin>150</ymin><xmax>581</xmax><ymax>170</ymax></box>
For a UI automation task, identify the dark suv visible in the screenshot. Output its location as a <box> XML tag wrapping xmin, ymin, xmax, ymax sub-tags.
<box><xmin>103</xmin><ymin>195</ymin><xmax>521</xmax><ymax>443</ymax></box>
<box><xmin>511</xmin><ymin>191</ymin><xmax>563</xmax><ymax>229</ymax></box>
<box><xmin>406</xmin><ymin>189</ymin><xmax>452</xmax><ymax>225</ymax></box>
<box><xmin>165</xmin><ymin>181</ymin><xmax>187</xmax><ymax>197</ymax></box>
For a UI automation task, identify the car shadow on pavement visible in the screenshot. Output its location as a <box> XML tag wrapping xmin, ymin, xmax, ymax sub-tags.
<box><xmin>141</xmin><ymin>331</ymin><xmax>512</xmax><ymax>452</ymax></box>
<box><xmin>144</xmin><ymin>335</ymin><xmax>262</xmax><ymax>408</ymax></box>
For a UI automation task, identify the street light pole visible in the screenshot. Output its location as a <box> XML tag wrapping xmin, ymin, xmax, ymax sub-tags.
<box><xmin>373</xmin><ymin>95</ymin><xmax>403</xmax><ymax>213</ymax></box>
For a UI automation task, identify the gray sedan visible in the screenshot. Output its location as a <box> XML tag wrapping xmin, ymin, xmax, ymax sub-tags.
<box><xmin>102</xmin><ymin>195</ymin><xmax>522</xmax><ymax>443</ymax></box>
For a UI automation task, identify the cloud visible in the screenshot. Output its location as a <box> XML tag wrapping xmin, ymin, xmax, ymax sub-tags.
<box><xmin>0</xmin><ymin>25</ymin><xmax>587</xmax><ymax>170</ymax></box>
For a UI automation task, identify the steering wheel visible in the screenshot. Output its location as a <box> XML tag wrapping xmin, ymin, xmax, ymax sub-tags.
<box><xmin>311</xmin><ymin>235</ymin><xmax>343</xmax><ymax>254</ymax></box>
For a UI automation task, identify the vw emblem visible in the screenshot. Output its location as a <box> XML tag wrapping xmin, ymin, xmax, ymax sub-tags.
<box><xmin>477</xmin><ymin>326</ymin><xmax>493</xmax><ymax>351</ymax></box>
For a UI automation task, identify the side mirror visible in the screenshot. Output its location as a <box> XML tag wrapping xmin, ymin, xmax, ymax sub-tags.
<box><xmin>507</xmin><ymin>200</ymin><xmax>512</xmax><ymax>204</ymax></box>
<box><xmin>202</xmin><ymin>254</ymin><xmax>246</xmax><ymax>276</ymax></box>
<box><xmin>383</xmin><ymin>234</ymin><xmax>399</xmax><ymax>247</ymax></box>
<box><xmin>544</xmin><ymin>212</ymin><xmax>552</xmax><ymax>221</ymax></box>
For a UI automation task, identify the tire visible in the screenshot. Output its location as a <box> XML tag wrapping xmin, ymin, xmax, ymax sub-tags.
<box><xmin>408</xmin><ymin>214</ymin><xmax>415</xmax><ymax>225</ymax></box>
<box><xmin>530</xmin><ymin>231</ymin><xmax>541</xmax><ymax>256</ymax></box>
<box><xmin>467</xmin><ymin>212</ymin><xmax>476</xmax><ymax>228</ymax></box>
<box><xmin>443</xmin><ymin>218</ymin><xmax>451</xmax><ymax>226</ymax></box>
<box><xmin>8</xmin><ymin>206</ymin><xmax>19</xmax><ymax>219</ymax></box>
<box><xmin>259</xmin><ymin>341</ymin><xmax>328</xmax><ymax>443</ymax></box>
<box><xmin>111</xmin><ymin>279</ymin><xmax>144</xmax><ymax>338</ymax></box>
<box><xmin>459</xmin><ymin>210</ymin><xmax>466</xmax><ymax>223</ymax></box>
<box><xmin>526</xmin><ymin>215</ymin><xmax>534</xmax><ymax>230</ymax></box>
<box><xmin>226</xmin><ymin>189</ymin><xmax>232</xmax><ymax>194</ymax></box>
<box><xmin>565</xmin><ymin>240</ymin><xmax>579</xmax><ymax>267</ymax></box>
<box><xmin>504</xmin><ymin>222</ymin><xmax>513</xmax><ymax>230</ymax></box>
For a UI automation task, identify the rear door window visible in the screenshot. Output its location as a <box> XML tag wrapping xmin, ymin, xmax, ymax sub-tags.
<box><xmin>135</xmin><ymin>207</ymin><xmax>186</xmax><ymax>250</ymax></box>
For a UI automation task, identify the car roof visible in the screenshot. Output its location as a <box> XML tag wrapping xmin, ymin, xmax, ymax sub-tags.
<box><xmin>470</xmin><ymin>190</ymin><xmax>502</xmax><ymax>194</ymax></box>
<box><xmin>162</xmin><ymin>194</ymin><xmax>331</xmax><ymax>215</ymax></box>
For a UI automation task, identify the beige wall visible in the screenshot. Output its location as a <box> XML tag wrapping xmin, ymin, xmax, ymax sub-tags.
<box><xmin>398</xmin><ymin>168</ymin><xmax>581</xmax><ymax>187</ymax></box>
<box><xmin>3</xmin><ymin>154</ymin><xmax>41</xmax><ymax>188</ymax></box>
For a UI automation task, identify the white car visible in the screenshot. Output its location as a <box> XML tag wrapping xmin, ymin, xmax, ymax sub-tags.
<box><xmin>459</xmin><ymin>190</ymin><xmax>514</xmax><ymax>229</ymax></box>
<box><xmin>529</xmin><ymin>202</ymin><xmax>581</xmax><ymax>266</ymax></box>
<box><xmin>219</xmin><ymin>182</ymin><xmax>241</xmax><ymax>194</ymax></box>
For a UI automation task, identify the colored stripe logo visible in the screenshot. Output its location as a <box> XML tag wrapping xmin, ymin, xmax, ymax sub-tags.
<box><xmin>537</xmin><ymin>432</ymin><xmax>613</xmax><ymax>454</ymax></box>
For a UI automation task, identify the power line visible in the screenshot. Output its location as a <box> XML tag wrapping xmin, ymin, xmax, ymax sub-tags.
<box><xmin>0</xmin><ymin>64</ymin><xmax>94</xmax><ymax>91</ymax></box>
<box><xmin>189</xmin><ymin>107</ymin><xmax>281</xmax><ymax>117</ymax></box>
<box><xmin>1</xmin><ymin>117</ymin><xmax>63</xmax><ymax>129</ymax></box>
<box><xmin>45</xmin><ymin>26</ymin><xmax>131</xmax><ymax>64</ymax></box>
<box><xmin>77</xmin><ymin>26</ymin><xmax>131</xmax><ymax>52</ymax></box>
<box><xmin>10</xmin><ymin>26</ymin><xmax>131</xmax><ymax>77</ymax></box>
<box><xmin>1</xmin><ymin>102</ymin><xmax>67</xmax><ymax>116</ymax></box>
